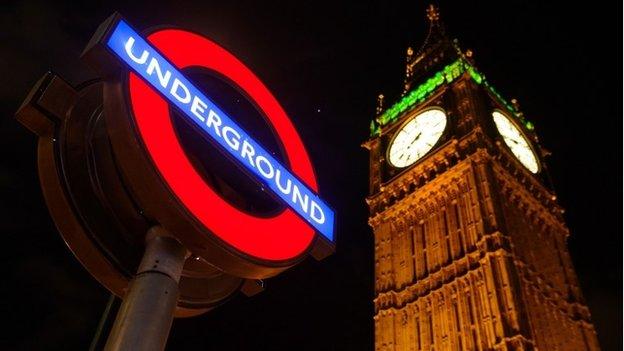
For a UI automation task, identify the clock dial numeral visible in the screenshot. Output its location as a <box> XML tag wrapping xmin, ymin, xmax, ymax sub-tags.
<box><xmin>492</xmin><ymin>111</ymin><xmax>539</xmax><ymax>173</ymax></box>
<box><xmin>388</xmin><ymin>109</ymin><xmax>447</xmax><ymax>168</ymax></box>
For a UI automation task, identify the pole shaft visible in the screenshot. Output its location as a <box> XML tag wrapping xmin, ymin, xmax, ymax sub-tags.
<box><xmin>104</xmin><ymin>227</ymin><xmax>187</xmax><ymax>351</ymax></box>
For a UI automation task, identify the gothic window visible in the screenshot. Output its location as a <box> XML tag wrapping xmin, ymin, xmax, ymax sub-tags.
<box><xmin>421</xmin><ymin>221</ymin><xmax>428</xmax><ymax>273</ymax></box>
<box><xmin>442</xmin><ymin>208</ymin><xmax>452</xmax><ymax>262</ymax></box>
<box><xmin>415</xmin><ymin>315</ymin><xmax>421</xmax><ymax>350</ymax></box>
<box><xmin>453</xmin><ymin>202</ymin><xmax>465</xmax><ymax>255</ymax></box>
<box><xmin>452</xmin><ymin>300</ymin><xmax>463</xmax><ymax>349</ymax></box>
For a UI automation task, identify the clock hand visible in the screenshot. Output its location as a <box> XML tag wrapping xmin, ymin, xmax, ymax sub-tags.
<box><xmin>507</xmin><ymin>137</ymin><xmax>519</xmax><ymax>144</ymax></box>
<box><xmin>507</xmin><ymin>136</ymin><xmax>527</xmax><ymax>147</ymax></box>
<box><xmin>410</xmin><ymin>131</ymin><xmax>422</xmax><ymax>144</ymax></box>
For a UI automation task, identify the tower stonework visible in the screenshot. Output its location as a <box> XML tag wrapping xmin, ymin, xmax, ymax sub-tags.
<box><xmin>363</xmin><ymin>6</ymin><xmax>600</xmax><ymax>351</ymax></box>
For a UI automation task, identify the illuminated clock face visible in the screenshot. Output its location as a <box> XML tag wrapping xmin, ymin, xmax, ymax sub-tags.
<box><xmin>492</xmin><ymin>110</ymin><xmax>539</xmax><ymax>173</ymax></box>
<box><xmin>387</xmin><ymin>109</ymin><xmax>447</xmax><ymax>168</ymax></box>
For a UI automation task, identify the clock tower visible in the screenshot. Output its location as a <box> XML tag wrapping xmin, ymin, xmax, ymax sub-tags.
<box><xmin>363</xmin><ymin>5</ymin><xmax>600</xmax><ymax>351</ymax></box>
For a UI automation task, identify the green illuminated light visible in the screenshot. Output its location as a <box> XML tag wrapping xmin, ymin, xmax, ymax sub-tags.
<box><xmin>371</xmin><ymin>58</ymin><xmax>535</xmax><ymax>137</ymax></box>
<box><xmin>484</xmin><ymin>83</ymin><xmax>516</xmax><ymax>114</ymax></box>
<box><xmin>468</xmin><ymin>67</ymin><xmax>483</xmax><ymax>84</ymax></box>
<box><xmin>376</xmin><ymin>60</ymin><xmax>468</xmax><ymax>127</ymax></box>
<box><xmin>370</xmin><ymin>120</ymin><xmax>380</xmax><ymax>136</ymax></box>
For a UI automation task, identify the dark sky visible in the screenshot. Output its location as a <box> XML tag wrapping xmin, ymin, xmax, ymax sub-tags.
<box><xmin>2</xmin><ymin>1</ymin><xmax>621</xmax><ymax>350</ymax></box>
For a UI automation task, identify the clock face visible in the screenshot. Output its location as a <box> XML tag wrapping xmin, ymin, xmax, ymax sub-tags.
<box><xmin>387</xmin><ymin>108</ymin><xmax>447</xmax><ymax>168</ymax></box>
<box><xmin>492</xmin><ymin>110</ymin><xmax>539</xmax><ymax>173</ymax></box>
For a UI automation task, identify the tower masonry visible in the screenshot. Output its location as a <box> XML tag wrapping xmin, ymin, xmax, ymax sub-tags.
<box><xmin>362</xmin><ymin>5</ymin><xmax>600</xmax><ymax>351</ymax></box>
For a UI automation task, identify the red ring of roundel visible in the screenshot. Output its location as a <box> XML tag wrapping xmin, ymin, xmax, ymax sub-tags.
<box><xmin>127</xmin><ymin>29</ymin><xmax>317</xmax><ymax>261</ymax></box>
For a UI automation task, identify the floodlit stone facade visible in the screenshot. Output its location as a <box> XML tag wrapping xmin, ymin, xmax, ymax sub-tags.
<box><xmin>363</xmin><ymin>6</ymin><xmax>600</xmax><ymax>351</ymax></box>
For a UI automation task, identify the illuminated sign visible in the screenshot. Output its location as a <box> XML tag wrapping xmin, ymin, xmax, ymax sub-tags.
<box><xmin>102</xmin><ymin>19</ymin><xmax>334</xmax><ymax>259</ymax></box>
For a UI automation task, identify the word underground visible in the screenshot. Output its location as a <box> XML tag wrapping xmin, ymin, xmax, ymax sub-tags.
<box><xmin>106</xmin><ymin>20</ymin><xmax>334</xmax><ymax>240</ymax></box>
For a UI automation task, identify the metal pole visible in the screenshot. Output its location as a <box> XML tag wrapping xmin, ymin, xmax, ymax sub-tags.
<box><xmin>104</xmin><ymin>226</ymin><xmax>187</xmax><ymax>351</ymax></box>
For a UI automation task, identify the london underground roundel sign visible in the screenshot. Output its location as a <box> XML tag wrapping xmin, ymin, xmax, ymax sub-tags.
<box><xmin>83</xmin><ymin>14</ymin><xmax>335</xmax><ymax>277</ymax></box>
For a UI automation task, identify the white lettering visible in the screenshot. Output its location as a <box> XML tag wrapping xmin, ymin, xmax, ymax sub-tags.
<box><xmin>241</xmin><ymin>140</ymin><xmax>255</xmax><ymax>167</ymax></box>
<box><xmin>222</xmin><ymin>126</ymin><xmax>240</xmax><ymax>151</ymax></box>
<box><xmin>275</xmin><ymin>169</ymin><xmax>292</xmax><ymax>195</ymax></box>
<box><xmin>190</xmin><ymin>96</ymin><xmax>207</xmax><ymax>122</ymax></box>
<box><xmin>170</xmin><ymin>78</ymin><xmax>191</xmax><ymax>104</ymax></box>
<box><xmin>255</xmin><ymin>156</ymin><xmax>274</xmax><ymax>179</ymax></box>
<box><xmin>206</xmin><ymin>110</ymin><xmax>222</xmax><ymax>137</ymax></box>
<box><xmin>146</xmin><ymin>57</ymin><xmax>172</xmax><ymax>89</ymax></box>
<box><xmin>310</xmin><ymin>201</ymin><xmax>325</xmax><ymax>224</ymax></box>
<box><xmin>291</xmin><ymin>185</ymin><xmax>309</xmax><ymax>213</ymax></box>
<box><xmin>124</xmin><ymin>37</ymin><xmax>149</xmax><ymax>64</ymax></box>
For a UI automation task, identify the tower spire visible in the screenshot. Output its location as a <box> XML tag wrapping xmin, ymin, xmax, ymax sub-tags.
<box><xmin>416</xmin><ymin>4</ymin><xmax>446</xmax><ymax>56</ymax></box>
<box><xmin>403</xmin><ymin>4</ymin><xmax>448</xmax><ymax>94</ymax></box>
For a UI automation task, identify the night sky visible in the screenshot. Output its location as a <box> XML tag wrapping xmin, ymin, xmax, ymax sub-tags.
<box><xmin>2</xmin><ymin>1</ymin><xmax>621</xmax><ymax>350</ymax></box>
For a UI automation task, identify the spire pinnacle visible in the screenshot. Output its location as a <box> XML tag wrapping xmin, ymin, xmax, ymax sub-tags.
<box><xmin>409</xmin><ymin>4</ymin><xmax>447</xmax><ymax>67</ymax></box>
<box><xmin>426</xmin><ymin>4</ymin><xmax>440</xmax><ymax>22</ymax></box>
<box><xmin>376</xmin><ymin>94</ymin><xmax>385</xmax><ymax>115</ymax></box>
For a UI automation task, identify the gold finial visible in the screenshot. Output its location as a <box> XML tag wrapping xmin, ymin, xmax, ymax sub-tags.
<box><xmin>403</xmin><ymin>47</ymin><xmax>414</xmax><ymax>94</ymax></box>
<box><xmin>376</xmin><ymin>94</ymin><xmax>385</xmax><ymax>115</ymax></box>
<box><xmin>404</xmin><ymin>69</ymin><xmax>413</xmax><ymax>94</ymax></box>
<box><xmin>426</xmin><ymin>4</ymin><xmax>440</xmax><ymax>22</ymax></box>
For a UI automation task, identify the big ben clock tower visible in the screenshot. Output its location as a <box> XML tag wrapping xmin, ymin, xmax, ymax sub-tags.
<box><xmin>363</xmin><ymin>5</ymin><xmax>601</xmax><ymax>351</ymax></box>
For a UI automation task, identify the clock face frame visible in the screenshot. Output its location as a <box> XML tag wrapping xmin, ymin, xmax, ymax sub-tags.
<box><xmin>386</xmin><ymin>108</ymin><xmax>447</xmax><ymax>168</ymax></box>
<box><xmin>491</xmin><ymin>110</ymin><xmax>540</xmax><ymax>174</ymax></box>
